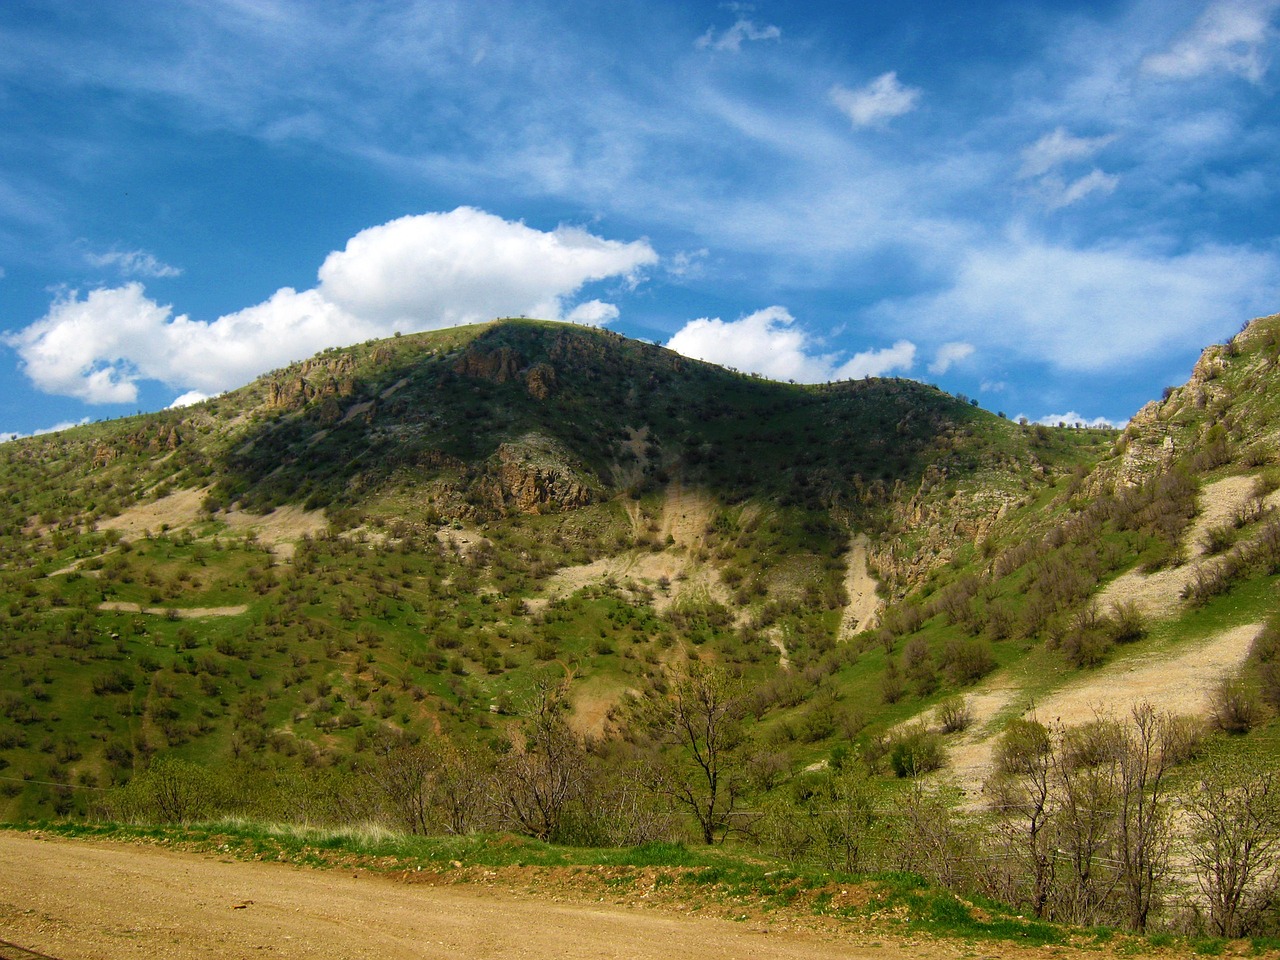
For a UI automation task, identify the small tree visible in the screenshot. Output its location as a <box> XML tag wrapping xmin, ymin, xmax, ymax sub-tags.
<box><xmin>638</xmin><ymin>661</ymin><xmax>746</xmax><ymax>844</ymax></box>
<box><xmin>1115</xmin><ymin>703</ymin><xmax>1175</xmax><ymax>933</ymax></box>
<box><xmin>492</xmin><ymin>678</ymin><xmax>587</xmax><ymax>841</ymax></box>
<box><xmin>1186</xmin><ymin>753</ymin><xmax>1280</xmax><ymax>937</ymax></box>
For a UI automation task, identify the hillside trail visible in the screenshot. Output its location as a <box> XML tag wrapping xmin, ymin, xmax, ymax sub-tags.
<box><xmin>921</xmin><ymin>473</ymin><xmax>1276</xmax><ymax>800</ymax></box>
<box><xmin>1098</xmin><ymin>474</ymin><xmax>1279</xmax><ymax>617</ymax></box>
<box><xmin>839</xmin><ymin>534</ymin><xmax>881</xmax><ymax>639</ymax></box>
<box><xmin>942</xmin><ymin>621</ymin><xmax>1263</xmax><ymax>803</ymax></box>
<box><xmin>0</xmin><ymin>833</ymin><xmax>936</xmax><ymax>960</ymax></box>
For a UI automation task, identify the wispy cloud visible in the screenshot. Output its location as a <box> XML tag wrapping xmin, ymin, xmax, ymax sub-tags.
<box><xmin>1018</xmin><ymin>128</ymin><xmax>1118</xmax><ymax>209</ymax></box>
<box><xmin>85</xmin><ymin>248</ymin><xmax>182</xmax><ymax>279</ymax></box>
<box><xmin>696</xmin><ymin>18</ymin><xmax>781</xmax><ymax>52</ymax></box>
<box><xmin>829</xmin><ymin>72</ymin><xmax>921</xmax><ymax>128</ymax></box>
<box><xmin>872</xmin><ymin>233</ymin><xmax>1280</xmax><ymax>373</ymax></box>
<box><xmin>1018</xmin><ymin>128</ymin><xmax>1116</xmax><ymax>180</ymax></box>
<box><xmin>1142</xmin><ymin>0</ymin><xmax>1280</xmax><ymax>83</ymax></box>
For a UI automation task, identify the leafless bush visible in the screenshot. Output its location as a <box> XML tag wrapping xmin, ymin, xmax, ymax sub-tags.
<box><xmin>1209</xmin><ymin>676</ymin><xmax>1262</xmax><ymax>735</ymax></box>
<box><xmin>936</xmin><ymin>695</ymin><xmax>973</xmax><ymax>733</ymax></box>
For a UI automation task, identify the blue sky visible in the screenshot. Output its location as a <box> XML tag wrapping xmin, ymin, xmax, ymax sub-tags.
<box><xmin>2</xmin><ymin>0</ymin><xmax>1279</xmax><ymax>438</ymax></box>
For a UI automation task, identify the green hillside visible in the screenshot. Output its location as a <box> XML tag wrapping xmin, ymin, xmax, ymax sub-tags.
<box><xmin>4</xmin><ymin>314</ymin><xmax>1280</xmax><ymax>936</ymax></box>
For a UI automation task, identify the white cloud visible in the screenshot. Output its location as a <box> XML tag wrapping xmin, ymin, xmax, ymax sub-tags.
<box><xmin>317</xmin><ymin>209</ymin><xmax>656</xmax><ymax>327</ymax></box>
<box><xmin>1023</xmin><ymin>411</ymin><xmax>1126</xmax><ymax>429</ymax></box>
<box><xmin>873</xmin><ymin>235</ymin><xmax>1280</xmax><ymax>373</ymax></box>
<box><xmin>830</xmin><ymin>72</ymin><xmax>921</xmax><ymax>127</ymax></box>
<box><xmin>665</xmin><ymin>306</ymin><xmax>916</xmax><ymax>382</ymax></box>
<box><xmin>1018</xmin><ymin>128</ymin><xmax>1116</xmax><ymax>179</ymax></box>
<box><xmin>168</xmin><ymin>390</ymin><xmax>211</xmax><ymax>408</ymax></box>
<box><xmin>85</xmin><ymin>248</ymin><xmax>182</xmax><ymax>279</ymax></box>
<box><xmin>563</xmin><ymin>299</ymin><xmax>618</xmax><ymax>326</ymax></box>
<box><xmin>7</xmin><ymin>209</ymin><xmax>658</xmax><ymax>403</ymax></box>
<box><xmin>928</xmin><ymin>342</ymin><xmax>975</xmax><ymax>375</ymax></box>
<box><xmin>696</xmin><ymin>19</ymin><xmax>781</xmax><ymax>52</ymax></box>
<box><xmin>0</xmin><ymin>417</ymin><xmax>90</xmax><ymax>443</ymax></box>
<box><xmin>1142</xmin><ymin>0</ymin><xmax>1280</xmax><ymax>83</ymax></box>
<box><xmin>832</xmin><ymin>340</ymin><xmax>917</xmax><ymax>380</ymax></box>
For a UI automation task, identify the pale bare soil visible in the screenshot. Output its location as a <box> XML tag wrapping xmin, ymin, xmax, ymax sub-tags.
<box><xmin>98</xmin><ymin>488</ymin><xmax>208</xmax><ymax>539</ymax></box>
<box><xmin>927</xmin><ymin>473</ymin><xmax>1278</xmax><ymax>797</ymax></box>
<box><xmin>839</xmin><ymin>534</ymin><xmax>882</xmax><ymax>639</ymax></box>
<box><xmin>96</xmin><ymin>601</ymin><xmax>249</xmax><ymax>619</ymax></box>
<box><xmin>0</xmin><ymin>833</ymin><xmax>936</xmax><ymax>960</ymax></box>
<box><xmin>98</xmin><ymin>488</ymin><xmax>328</xmax><ymax>559</ymax></box>
<box><xmin>1098</xmin><ymin>474</ymin><xmax>1279</xmax><ymax>618</ymax></box>
<box><xmin>543</xmin><ymin>484</ymin><xmax>728</xmax><ymax>616</ymax></box>
<box><xmin>943</xmin><ymin>623</ymin><xmax>1263</xmax><ymax>800</ymax></box>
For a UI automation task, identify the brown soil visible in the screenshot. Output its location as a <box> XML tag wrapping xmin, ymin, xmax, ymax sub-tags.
<box><xmin>0</xmin><ymin>833</ymin><xmax>926</xmax><ymax>960</ymax></box>
<box><xmin>0</xmin><ymin>832</ymin><xmax>1186</xmax><ymax>960</ymax></box>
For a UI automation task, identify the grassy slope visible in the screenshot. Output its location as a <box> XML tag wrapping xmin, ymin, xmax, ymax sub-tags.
<box><xmin>0</xmin><ymin>315</ymin><xmax>1209</xmax><ymax>823</ymax></box>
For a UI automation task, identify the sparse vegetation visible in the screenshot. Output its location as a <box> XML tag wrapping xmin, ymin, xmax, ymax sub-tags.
<box><xmin>2</xmin><ymin>315</ymin><xmax>1280</xmax><ymax>942</ymax></box>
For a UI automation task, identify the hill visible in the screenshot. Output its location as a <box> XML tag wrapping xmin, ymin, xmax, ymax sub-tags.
<box><xmin>0</xmin><ymin>318</ymin><xmax>1113</xmax><ymax>806</ymax></box>
<box><xmin>2</xmin><ymin>314</ymin><xmax>1280</xmax><ymax>934</ymax></box>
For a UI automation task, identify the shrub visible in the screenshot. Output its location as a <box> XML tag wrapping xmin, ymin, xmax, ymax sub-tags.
<box><xmin>1209</xmin><ymin>677</ymin><xmax>1261</xmax><ymax>735</ymax></box>
<box><xmin>936</xmin><ymin>695</ymin><xmax>973</xmax><ymax>734</ymax></box>
<box><xmin>940</xmin><ymin>639</ymin><xmax>996</xmax><ymax>686</ymax></box>
<box><xmin>888</xmin><ymin>725</ymin><xmax>944</xmax><ymax>778</ymax></box>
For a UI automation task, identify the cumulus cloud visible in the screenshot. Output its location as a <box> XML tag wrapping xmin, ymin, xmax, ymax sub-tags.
<box><xmin>168</xmin><ymin>390</ymin><xmax>211</xmax><ymax>408</ymax></box>
<box><xmin>85</xmin><ymin>248</ymin><xmax>182</xmax><ymax>279</ymax></box>
<box><xmin>1142</xmin><ymin>0</ymin><xmax>1279</xmax><ymax>82</ymax></box>
<box><xmin>6</xmin><ymin>209</ymin><xmax>658</xmax><ymax>403</ymax></box>
<box><xmin>317</xmin><ymin>209</ymin><xmax>656</xmax><ymax>327</ymax></box>
<box><xmin>1023</xmin><ymin>411</ymin><xmax>1126</xmax><ymax>429</ymax></box>
<box><xmin>830</xmin><ymin>72</ymin><xmax>921</xmax><ymax>127</ymax></box>
<box><xmin>665</xmin><ymin>306</ymin><xmax>916</xmax><ymax>382</ymax></box>
<box><xmin>696</xmin><ymin>19</ymin><xmax>781</xmax><ymax>52</ymax></box>
<box><xmin>872</xmin><ymin>236</ymin><xmax>1280</xmax><ymax>373</ymax></box>
<box><xmin>832</xmin><ymin>340</ymin><xmax>917</xmax><ymax>379</ymax></box>
<box><xmin>928</xmin><ymin>342</ymin><xmax>975</xmax><ymax>375</ymax></box>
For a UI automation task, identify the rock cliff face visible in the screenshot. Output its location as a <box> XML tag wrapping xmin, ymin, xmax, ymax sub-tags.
<box><xmin>454</xmin><ymin>346</ymin><xmax>559</xmax><ymax>400</ymax></box>
<box><xmin>1100</xmin><ymin>312</ymin><xmax>1280</xmax><ymax>493</ymax></box>
<box><xmin>267</xmin><ymin>354</ymin><xmax>358</xmax><ymax>411</ymax></box>
<box><xmin>475</xmin><ymin>435</ymin><xmax>595</xmax><ymax>516</ymax></box>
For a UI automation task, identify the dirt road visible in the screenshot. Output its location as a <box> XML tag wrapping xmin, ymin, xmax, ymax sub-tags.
<box><xmin>0</xmin><ymin>833</ymin><xmax>910</xmax><ymax>960</ymax></box>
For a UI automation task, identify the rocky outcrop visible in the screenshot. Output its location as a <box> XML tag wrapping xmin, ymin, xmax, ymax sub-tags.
<box><xmin>475</xmin><ymin>435</ymin><xmax>594</xmax><ymax>515</ymax></box>
<box><xmin>266</xmin><ymin>354</ymin><xmax>358</xmax><ymax>411</ymax></box>
<box><xmin>454</xmin><ymin>345</ymin><xmax>525</xmax><ymax>384</ymax></box>
<box><xmin>454</xmin><ymin>346</ymin><xmax>559</xmax><ymax>400</ymax></box>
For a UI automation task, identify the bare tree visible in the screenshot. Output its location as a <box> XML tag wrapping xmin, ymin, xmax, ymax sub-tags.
<box><xmin>1115</xmin><ymin>703</ymin><xmax>1175</xmax><ymax>933</ymax></box>
<box><xmin>492</xmin><ymin>678</ymin><xmax>586</xmax><ymax>841</ymax></box>
<box><xmin>1051</xmin><ymin>718</ymin><xmax>1123</xmax><ymax>925</ymax></box>
<box><xmin>987</xmin><ymin>717</ymin><xmax>1056</xmax><ymax>918</ymax></box>
<box><xmin>1186</xmin><ymin>754</ymin><xmax>1280</xmax><ymax>937</ymax></box>
<box><xmin>639</xmin><ymin>661</ymin><xmax>746</xmax><ymax>844</ymax></box>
